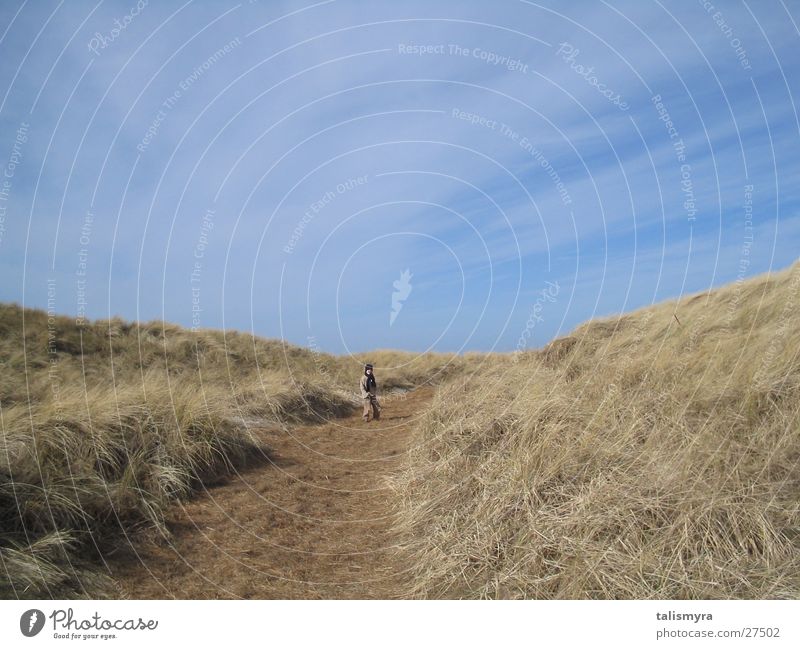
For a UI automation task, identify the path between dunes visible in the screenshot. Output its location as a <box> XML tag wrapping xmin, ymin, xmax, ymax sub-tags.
<box><xmin>110</xmin><ymin>386</ymin><xmax>435</xmax><ymax>599</ymax></box>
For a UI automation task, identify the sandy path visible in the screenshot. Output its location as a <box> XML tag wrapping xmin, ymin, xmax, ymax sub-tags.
<box><xmin>109</xmin><ymin>387</ymin><xmax>433</xmax><ymax>599</ymax></box>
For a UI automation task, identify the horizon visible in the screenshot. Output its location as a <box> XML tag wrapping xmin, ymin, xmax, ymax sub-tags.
<box><xmin>1</xmin><ymin>1</ymin><xmax>799</xmax><ymax>354</ymax></box>
<box><xmin>5</xmin><ymin>253</ymin><xmax>797</xmax><ymax>357</ymax></box>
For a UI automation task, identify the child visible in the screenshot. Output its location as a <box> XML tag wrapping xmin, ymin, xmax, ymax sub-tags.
<box><xmin>360</xmin><ymin>363</ymin><xmax>380</xmax><ymax>422</ymax></box>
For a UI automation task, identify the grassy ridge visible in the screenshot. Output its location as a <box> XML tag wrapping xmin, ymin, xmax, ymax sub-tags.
<box><xmin>392</xmin><ymin>262</ymin><xmax>800</xmax><ymax>598</ymax></box>
<box><xmin>0</xmin><ymin>305</ymin><xmax>461</xmax><ymax>598</ymax></box>
<box><xmin>4</xmin><ymin>261</ymin><xmax>797</xmax><ymax>599</ymax></box>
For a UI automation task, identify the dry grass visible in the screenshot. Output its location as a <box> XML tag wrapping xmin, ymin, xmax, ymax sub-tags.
<box><xmin>391</xmin><ymin>261</ymin><xmax>800</xmax><ymax>599</ymax></box>
<box><xmin>0</xmin><ymin>305</ymin><xmax>458</xmax><ymax>598</ymax></box>
<box><xmin>4</xmin><ymin>260</ymin><xmax>798</xmax><ymax>599</ymax></box>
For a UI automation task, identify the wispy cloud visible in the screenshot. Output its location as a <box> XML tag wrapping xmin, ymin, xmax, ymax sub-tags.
<box><xmin>0</xmin><ymin>0</ymin><xmax>797</xmax><ymax>353</ymax></box>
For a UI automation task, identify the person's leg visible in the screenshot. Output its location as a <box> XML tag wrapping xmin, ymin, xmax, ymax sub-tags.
<box><xmin>371</xmin><ymin>395</ymin><xmax>380</xmax><ymax>420</ymax></box>
<box><xmin>362</xmin><ymin>398</ymin><xmax>371</xmax><ymax>421</ymax></box>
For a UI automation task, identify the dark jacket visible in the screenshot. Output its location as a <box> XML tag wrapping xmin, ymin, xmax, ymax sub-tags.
<box><xmin>360</xmin><ymin>373</ymin><xmax>377</xmax><ymax>399</ymax></box>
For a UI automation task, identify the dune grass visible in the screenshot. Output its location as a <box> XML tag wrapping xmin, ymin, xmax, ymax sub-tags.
<box><xmin>391</xmin><ymin>261</ymin><xmax>800</xmax><ymax>598</ymax></box>
<box><xmin>0</xmin><ymin>305</ymin><xmax>457</xmax><ymax>598</ymax></box>
<box><xmin>3</xmin><ymin>261</ymin><xmax>798</xmax><ymax>599</ymax></box>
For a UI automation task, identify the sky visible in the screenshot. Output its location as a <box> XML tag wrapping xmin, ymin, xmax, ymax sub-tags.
<box><xmin>0</xmin><ymin>0</ymin><xmax>798</xmax><ymax>354</ymax></box>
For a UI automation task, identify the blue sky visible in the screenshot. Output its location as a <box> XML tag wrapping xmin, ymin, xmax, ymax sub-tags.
<box><xmin>1</xmin><ymin>0</ymin><xmax>798</xmax><ymax>354</ymax></box>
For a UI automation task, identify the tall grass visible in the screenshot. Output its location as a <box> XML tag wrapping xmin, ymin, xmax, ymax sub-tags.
<box><xmin>0</xmin><ymin>305</ymin><xmax>456</xmax><ymax>598</ymax></box>
<box><xmin>0</xmin><ymin>373</ymin><xmax>266</xmax><ymax>597</ymax></box>
<box><xmin>391</xmin><ymin>261</ymin><xmax>800</xmax><ymax>598</ymax></box>
<box><xmin>6</xmin><ymin>261</ymin><xmax>795</xmax><ymax>599</ymax></box>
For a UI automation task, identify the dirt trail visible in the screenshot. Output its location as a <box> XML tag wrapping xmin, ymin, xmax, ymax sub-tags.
<box><xmin>110</xmin><ymin>387</ymin><xmax>434</xmax><ymax>599</ymax></box>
